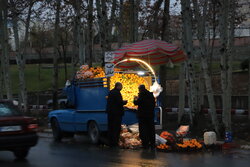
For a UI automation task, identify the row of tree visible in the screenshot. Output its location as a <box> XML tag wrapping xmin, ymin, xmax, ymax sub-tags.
<box><xmin>0</xmin><ymin>0</ymin><xmax>174</xmax><ymax>110</ymax></box>
<box><xmin>179</xmin><ymin>0</ymin><xmax>249</xmax><ymax>135</ymax></box>
<box><xmin>0</xmin><ymin>0</ymin><xmax>249</xmax><ymax>135</ymax></box>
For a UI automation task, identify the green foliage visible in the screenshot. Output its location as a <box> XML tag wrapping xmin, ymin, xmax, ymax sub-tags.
<box><xmin>10</xmin><ymin>64</ymin><xmax>75</xmax><ymax>94</ymax></box>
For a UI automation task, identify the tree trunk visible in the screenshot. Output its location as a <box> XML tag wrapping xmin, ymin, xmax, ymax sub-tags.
<box><xmin>0</xmin><ymin>67</ymin><xmax>3</xmax><ymax>99</ymax></box>
<box><xmin>152</xmin><ymin>0</ymin><xmax>164</xmax><ymax>39</ymax></box>
<box><xmin>0</xmin><ymin>3</ymin><xmax>4</xmax><ymax>99</ymax></box>
<box><xmin>134</xmin><ymin>0</ymin><xmax>140</xmax><ymax>41</ymax></box>
<box><xmin>0</xmin><ymin>0</ymin><xmax>12</xmax><ymax>100</ymax></box>
<box><xmin>118</xmin><ymin>0</ymin><xmax>124</xmax><ymax>47</ymax></box>
<box><xmin>108</xmin><ymin>0</ymin><xmax>117</xmax><ymax>44</ymax></box>
<box><xmin>38</xmin><ymin>51</ymin><xmax>42</xmax><ymax>91</ymax></box>
<box><xmin>74</xmin><ymin>0</ymin><xmax>85</xmax><ymax>65</ymax></box>
<box><xmin>12</xmin><ymin>15</ymin><xmax>24</xmax><ymax>109</ymax></box>
<box><xmin>129</xmin><ymin>0</ymin><xmax>135</xmax><ymax>42</ymax></box>
<box><xmin>87</xmin><ymin>0</ymin><xmax>94</xmax><ymax>67</ymax></box>
<box><xmin>248</xmin><ymin>56</ymin><xmax>250</xmax><ymax>120</ymax></box>
<box><xmin>161</xmin><ymin>0</ymin><xmax>170</xmax><ymax>41</ymax></box>
<box><xmin>96</xmin><ymin>0</ymin><xmax>109</xmax><ymax>65</ymax></box>
<box><xmin>160</xmin><ymin>0</ymin><xmax>170</xmax><ymax>126</ymax></box>
<box><xmin>0</xmin><ymin>55</ymin><xmax>3</xmax><ymax>99</ymax></box>
<box><xmin>0</xmin><ymin>70</ymin><xmax>2</xmax><ymax>99</ymax></box>
<box><xmin>96</xmin><ymin>0</ymin><xmax>105</xmax><ymax>65</ymax></box>
<box><xmin>52</xmin><ymin>0</ymin><xmax>61</xmax><ymax>110</ymax></box>
<box><xmin>192</xmin><ymin>0</ymin><xmax>220</xmax><ymax>135</ymax></box>
<box><xmin>218</xmin><ymin>0</ymin><xmax>234</xmax><ymax>132</ymax></box>
<box><xmin>72</xmin><ymin>20</ymin><xmax>78</xmax><ymax>76</ymax></box>
<box><xmin>101</xmin><ymin>0</ymin><xmax>110</xmax><ymax>51</ymax></box>
<box><xmin>178</xmin><ymin>63</ymin><xmax>185</xmax><ymax>124</ymax></box>
<box><xmin>224</xmin><ymin>0</ymin><xmax>235</xmax><ymax>132</ymax></box>
<box><xmin>61</xmin><ymin>42</ymin><xmax>68</xmax><ymax>81</ymax></box>
<box><xmin>185</xmin><ymin>64</ymin><xmax>193</xmax><ymax>124</ymax></box>
<box><xmin>201</xmin><ymin>56</ymin><xmax>220</xmax><ymax>134</ymax></box>
<box><xmin>15</xmin><ymin>1</ymin><xmax>33</xmax><ymax>113</ymax></box>
<box><xmin>181</xmin><ymin>0</ymin><xmax>197</xmax><ymax>125</ymax></box>
<box><xmin>198</xmin><ymin>70</ymin><xmax>204</xmax><ymax>110</ymax></box>
<box><xmin>159</xmin><ymin>65</ymin><xmax>167</xmax><ymax>128</ymax></box>
<box><xmin>208</xmin><ymin>1</ymin><xmax>217</xmax><ymax>75</ymax></box>
<box><xmin>22</xmin><ymin>1</ymin><xmax>33</xmax><ymax>56</ymax></box>
<box><xmin>128</xmin><ymin>0</ymin><xmax>139</xmax><ymax>42</ymax></box>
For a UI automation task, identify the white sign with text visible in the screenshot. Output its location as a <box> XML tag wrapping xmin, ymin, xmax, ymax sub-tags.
<box><xmin>105</xmin><ymin>63</ymin><xmax>114</xmax><ymax>77</ymax></box>
<box><xmin>104</xmin><ymin>52</ymin><xmax>115</xmax><ymax>63</ymax></box>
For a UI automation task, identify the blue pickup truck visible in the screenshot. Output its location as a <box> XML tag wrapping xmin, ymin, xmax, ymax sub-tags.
<box><xmin>48</xmin><ymin>77</ymin><xmax>162</xmax><ymax>144</ymax></box>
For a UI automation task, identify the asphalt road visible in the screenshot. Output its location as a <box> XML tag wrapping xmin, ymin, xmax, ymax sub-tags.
<box><xmin>0</xmin><ymin>135</ymin><xmax>250</xmax><ymax>167</ymax></box>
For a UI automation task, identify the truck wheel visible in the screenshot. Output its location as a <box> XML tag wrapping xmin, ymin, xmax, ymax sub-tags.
<box><xmin>13</xmin><ymin>148</ymin><xmax>29</xmax><ymax>159</ymax></box>
<box><xmin>51</xmin><ymin>118</ymin><xmax>63</xmax><ymax>142</ymax></box>
<box><xmin>88</xmin><ymin>121</ymin><xmax>100</xmax><ymax>144</ymax></box>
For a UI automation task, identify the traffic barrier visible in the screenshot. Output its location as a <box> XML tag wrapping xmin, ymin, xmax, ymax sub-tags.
<box><xmin>29</xmin><ymin>105</ymin><xmax>48</xmax><ymax>109</ymax></box>
<box><xmin>165</xmin><ymin>108</ymin><xmax>248</xmax><ymax>115</ymax></box>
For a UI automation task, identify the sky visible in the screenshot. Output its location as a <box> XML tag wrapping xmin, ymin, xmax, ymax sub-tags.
<box><xmin>170</xmin><ymin>0</ymin><xmax>181</xmax><ymax>14</ymax></box>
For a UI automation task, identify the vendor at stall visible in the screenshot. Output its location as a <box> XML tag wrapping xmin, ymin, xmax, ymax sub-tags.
<box><xmin>134</xmin><ymin>84</ymin><xmax>156</xmax><ymax>150</ymax></box>
<box><xmin>106</xmin><ymin>82</ymin><xmax>127</xmax><ymax>147</ymax></box>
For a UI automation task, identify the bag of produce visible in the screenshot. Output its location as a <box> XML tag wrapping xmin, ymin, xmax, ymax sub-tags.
<box><xmin>176</xmin><ymin>125</ymin><xmax>189</xmax><ymax>137</ymax></box>
<box><xmin>155</xmin><ymin>134</ymin><xmax>167</xmax><ymax>146</ymax></box>
<box><xmin>128</xmin><ymin>123</ymin><xmax>139</xmax><ymax>133</ymax></box>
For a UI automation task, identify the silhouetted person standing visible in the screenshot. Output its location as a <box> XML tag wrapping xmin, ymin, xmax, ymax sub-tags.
<box><xmin>106</xmin><ymin>82</ymin><xmax>127</xmax><ymax>147</ymax></box>
<box><xmin>134</xmin><ymin>85</ymin><xmax>155</xmax><ymax>149</ymax></box>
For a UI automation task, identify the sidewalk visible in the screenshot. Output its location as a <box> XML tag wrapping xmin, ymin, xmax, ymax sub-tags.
<box><xmin>37</xmin><ymin>127</ymin><xmax>250</xmax><ymax>150</ymax></box>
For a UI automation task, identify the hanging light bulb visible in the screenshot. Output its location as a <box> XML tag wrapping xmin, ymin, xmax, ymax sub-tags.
<box><xmin>137</xmin><ymin>71</ymin><xmax>145</xmax><ymax>76</ymax></box>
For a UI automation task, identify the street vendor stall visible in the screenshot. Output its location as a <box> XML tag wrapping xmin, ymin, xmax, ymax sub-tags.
<box><xmin>112</xmin><ymin>39</ymin><xmax>187</xmax><ymax>149</ymax></box>
<box><xmin>48</xmin><ymin>39</ymin><xmax>187</xmax><ymax>147</ymax></box>
<box><xmin>48</xmin><ymin>64</ymin><xmax>162</xmax><ymax>144</ymax></box>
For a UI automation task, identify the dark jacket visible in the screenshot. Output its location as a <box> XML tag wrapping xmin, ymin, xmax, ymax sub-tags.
<box><xmin>106</xmin><ymin>88</ymin><xmax>125</xmax><ymax>116</ymax></box>
<box><xmin>134</xmin><ymin>90</ymin><xmax>155</xmax><ymax>118</ymax></box>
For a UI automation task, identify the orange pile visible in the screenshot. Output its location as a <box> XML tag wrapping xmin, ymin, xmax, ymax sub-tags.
<box><xmin>75</xmin><ymin>65</ymin><xmax>103</xmax><ymax>79</ymax></box>
<box><xmin>157</xmin><ymin>144</ymin><xmax>170</xmax><ymax>150</ymax></box>
<box><xmin>176</xmin><ymin>139</ymin><xmax>202</xmax><ymax>149</ymax></box>
<box><xmin>91</xmin><ymin>67</ymin><xmax>105</xmax><ymax>78</ymax></box>
<box><xmin>76</xmin><ymin>65</ymin><xmax>121</xmax><ymax>79</ymax></box>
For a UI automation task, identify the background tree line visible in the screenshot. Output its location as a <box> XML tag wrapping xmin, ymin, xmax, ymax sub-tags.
<box><xmin>0</xmin><ymin>0</ymin><xmax>249</xmax><ymax>136</ymax></box>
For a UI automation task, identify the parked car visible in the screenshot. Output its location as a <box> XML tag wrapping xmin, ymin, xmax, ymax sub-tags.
<box><xmin>0</xmin><ymin>100</ymin><xmax>38</xmax><ymax>159</ymax></box>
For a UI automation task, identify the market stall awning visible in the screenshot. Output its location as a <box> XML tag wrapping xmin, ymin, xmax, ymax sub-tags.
<box><xmin>113</xmin><ymin>39</ymin><xmax>187</xmax><ymax>68</ymax></box>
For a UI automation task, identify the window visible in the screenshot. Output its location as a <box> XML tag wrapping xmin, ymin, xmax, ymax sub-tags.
<box><xmin>0</xmin><ymin>103</ymin><xmax>21</xmax><ymax>117</ymax></box>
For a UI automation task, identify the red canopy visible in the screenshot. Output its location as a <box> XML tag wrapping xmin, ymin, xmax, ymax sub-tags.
<box><xmin>113</xmin><ymin>39</ymin><xmax>186</xmax><ymax>68</ymax></box>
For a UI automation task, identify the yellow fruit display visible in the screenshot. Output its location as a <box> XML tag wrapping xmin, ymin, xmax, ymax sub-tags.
<box><xmin>110</xmin><ymin>73</ymin><xmax>150</xmax><ymax>108</ymax></box>
<box><xmin>76</xmin><ymin>66</ymin><xmax>151</xmax><ymax>108</ymax></box>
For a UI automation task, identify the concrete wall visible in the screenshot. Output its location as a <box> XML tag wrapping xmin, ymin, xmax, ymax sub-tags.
<box><xmin>5</xmin><ymin>36</ymin><xmax>250</xmax><ymax>64</ymax></box>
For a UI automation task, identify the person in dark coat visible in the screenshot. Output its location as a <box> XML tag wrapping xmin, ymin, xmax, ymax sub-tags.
<box><xmin>134</xmin><ymin>85</ymin><xmax>156</xmax><ymax>149</ymax></box>
<box><xmin>106</xmin><ymin>82</ymin><xmax>127</xmax><ymax>147</ymax></box>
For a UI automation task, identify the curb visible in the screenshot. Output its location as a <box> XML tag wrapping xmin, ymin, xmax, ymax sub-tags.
<box><xmin>42</xmin><ymin>129</ymin><xmax>52</xmax><ymax>133</ymax></box>
<box><xmin>38</xmin><ymin>128</ymin><xmax>53</xmax><ymax>138</ymax></box>
<box><xmin>240</xmin><ymin>145</ymin><xmax>250</xmax><ymax>150</ymax></box>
